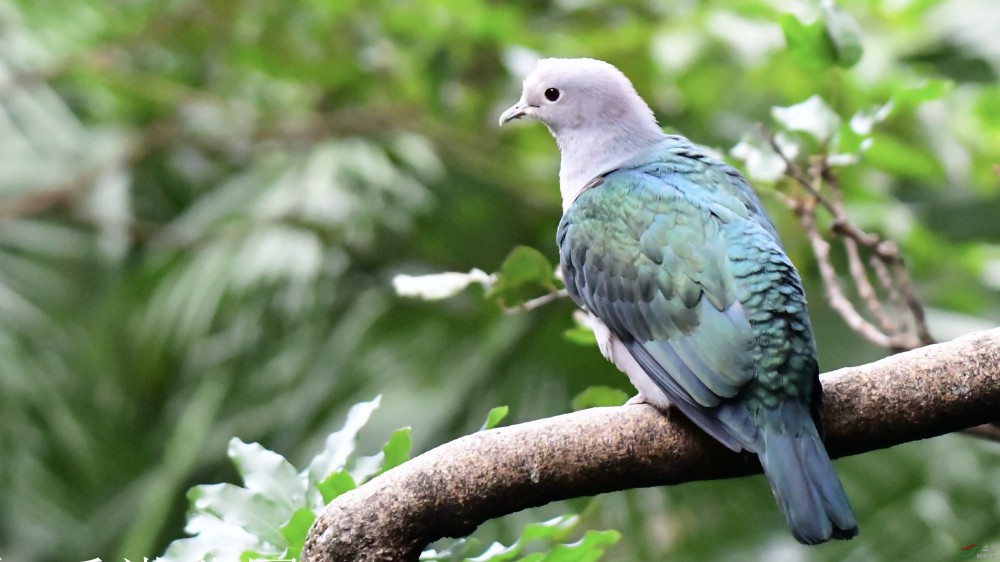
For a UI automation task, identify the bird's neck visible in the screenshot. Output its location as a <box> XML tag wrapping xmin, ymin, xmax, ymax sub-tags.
<box><xmin>554</xmin><ymin>122</ymin><xmax>665</xmax><ymax>211</ymax></box>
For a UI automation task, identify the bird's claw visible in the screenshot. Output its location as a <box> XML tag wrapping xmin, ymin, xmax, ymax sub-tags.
<box><xmin>625</xmin><ymin>393</ymin><xmax>651</xmax><ymax>406</ymax></box>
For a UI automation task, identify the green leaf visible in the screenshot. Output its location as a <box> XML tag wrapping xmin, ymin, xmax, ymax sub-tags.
<box><xmin>892</xmin><ymin>79</ymin><xmax>954</xmax><ymax>106</ymax></box>
<box><xmin>515</xmin><ymin>515</ymin><xmax>579</xmax><ymax>545</ymax></box>
<box><xmin>864</xmin><ymin>133</ymin><xmax>945</xmax><ymax>182</ymax></box>
<box><xmin>228</xmin><ymin>439</ymin><xmax>307</xmax><ymax>513</ymax></box>
<box><xmin>821</xmin><ymin>1</ymin><xmax>863</xmax><ymax>68</ymax></box>
<box><xmin>279</xmin><ymin>507</ymin><xmax>316</xmax><ymax>557</ymax></box>
<box><xmin>500</xmin><ymin>246</ymin><xmax>554</xmax><ymax>288</ymax></box>
<box><xmin>564</xmin><ymin>310</ymin><xmax>598</xmax><ymax>347</ymax></box>
<box><xmin>469</xmin><ymin>515</ymin><xmax>580</xmax><ymax>561</ymax></box>
<box><xmin>536</xmin><ymin>530</ymin><xmax>621</xmax><ymax>562</ymax></box>
<box><xmin>572</xmin><ymin>386</ymin><xmax>629</xmax><ymax>410</ymax></box>
<box><xmin>378</xmin><ymin>427</ymin><xmax>412</xmax><ymax>475</ymax></box>
<box><xmin>563</xmin><ymin>325</ymin><xmax>598</xmax><ymax>346</ymax></box>
<box><xmin>419</xmin><ymin>537</ymin><xmax>482</xmax><ymax>560</ymax></box>
<box><xmin>317</xmin><ymin>469</ymin><xmax>357</xmax><ymax>504</ymax></box>
<box><xmin>487</xmin><ymin>246</ymin><xmax>556</xmax><ymax>305</ymax></box>
<box><xmin>480</xmin><ymin>405</ymin><xmax>510</xmax><ymax>430</ymax></box>
<box><xmin>780</xmin><ymin>13</ymin><xmax>836</xmax><ymax>71</ymax></box>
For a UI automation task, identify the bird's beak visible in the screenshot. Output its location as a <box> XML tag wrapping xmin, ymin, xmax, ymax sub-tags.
<box><xmin>499</xmin><ymin>100</ymin><xmax>533</xmax><ymax>126</ymax></box>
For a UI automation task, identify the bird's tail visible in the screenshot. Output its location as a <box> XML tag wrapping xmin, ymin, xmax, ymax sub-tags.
<box><xmin>758</xmin><ymin>407</ymin><xmax>858</xmax><ymax>545</ymax></box>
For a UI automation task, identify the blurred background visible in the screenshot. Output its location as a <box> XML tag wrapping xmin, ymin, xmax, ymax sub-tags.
<box><xmin>1</xmin><ymin>0</ymin><xmax>998</xmax><ymax>560</ymax></box>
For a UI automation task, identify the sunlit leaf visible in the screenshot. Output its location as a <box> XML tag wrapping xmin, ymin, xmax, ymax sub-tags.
<box><xmin>730</xmin><ymin>133</ymin><xmax>796</xmax><ymax>183</ymax></box>
<box><xmin>514</xmin><ymin>515</ymin><xmax>579</xmax><ymax>545</ymax></box>
<box><xmin>229</xmin><ymin>439</ymin><xmax>307</xmax><ymax>514</ymax></box>
<box><xmin>495</xmin><ymin>246</ymin><xmax>556</xmax><ymax>289</ymax></box>
<box><xmin>280</xmin><ymin>508</ymin><xmax>316</xmax><ymax>557</ymax></box>
<box><xmin>317</xmin><ymin>469</ymin><xmax>357</xmax><ymax>504</ymax></box>
<box><xmin>780</xmin><ymin>13</ymin><xmax>836</xmax><ymax>71</ymax></box>
<box><xmin>393</xmin><ymin>269</ymin><xmax>496</xmax><ymax>300</ymax></box>
<box><xmin>352</xmin><ymin>451</ymin><xmax>389</xmax><ymax>484</ymax></box>
<box><xmin>564</xmin><ymin>310</ymin><xmax>599</xmax><ymax>347</ymax></box>
<box><xmin>419</xmin><ymin>537</ymin><xmax>482</xmax><ymax>561</ymax></box>
<box><xmin>161</xmin><ymin>513</ymin><xmax>268</xmax><ymax>562</ymax></box>
<box><xmin>564</xmin><ymin>325</ymin><xmax>598</xmax><ymax>346</ymax></box>
<box><xmin>487</xmin><ymin>246</ymin><xmax>557</xmax><ymax>305</ymax></box>
<box><xmin>480</xmin><ymin>405</ymin><xmax>510</xmax><ymax>431</ymax></box>
<box><xmin>864</xmin><ymin>133</ymin><xmax>945</xmax><ymax>182</ymax></box>
<box><xmin>772</xmin><ymin>95</ymin><xmax>841</xmax><ymax>143</ymax></box>
<box><xmin>469</xmin><ymin>515</ymin><xmax>580</xmax><ymax>562</ymax></box>
<box><xmin>572</xmin><ymin>386</ymin><xmax>629</xmax><ymax>410</ymax></box>
<box><xmin>307</xmin><ymin>396</ymin><xmax>382</xmax><ymax>484</ymax></box>
<box><xmin>893</xmin><ymin>79</ymin><xmax>955</xmax><ymax>106</ymax></box>
<box><xmin>187</xmin><ymin>484</ymin><xmax>289</xmax><ymax>547</ymax></box>
<box><xmin>533</xmin><ymin>529</ymin><xmax>621</xmax><ymax>562</ymax></box>
<box><xmin>848</xmin><ymin>103</ymin><xmax>892</xmax><ymax>137</ymax></box>
<box><xmin>821</xmin><ymin>0</ymin><xmax>863</xmax><ymax>68</ymax></box>
<box><xmin>379</xmin><ymin>427</ymin><xmax>412</xmax><ymax>475</ymax></box>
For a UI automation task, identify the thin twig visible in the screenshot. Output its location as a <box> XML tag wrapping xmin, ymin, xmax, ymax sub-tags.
<box><xmin>817</xmin><ymin>168</ymin><xmax>898</xmax><ymax>335</ymax></box>
<box><xmin>503</xmin><ymin>288</ymin><xmax>569</xmax><ymax>314</ymax></box>
<box><xmin>965</xmin><ymin>423</ymin><xmax>1000</xmax><ymax>442</ymax></box>
<box><xmin>870</xmin><ymin>255</ymin><xmax>907</xmax><ymax>321</ymax></box>
<box><xmin>758</xmin><ymin>125</ymin><xmax>832</xmax><ymax>210</ymax></box>
<box><xmin>889</xmin><ymin>253</ymin><xmax>934</xmax><ymax>346</ymax></box>
<box><xmin>843</xmin><ymin>235</ymin><xmax>897</xmax><ymax>333</ymax></box>
<box><xmin>795</xmin><ymin>198</ymin><xmax>894</xmax><ymax>348</ymax></box>
<box><xmin>757</xmin><ymin>124</ymin><xmax>934</xmax><ymax>351</ymax></box>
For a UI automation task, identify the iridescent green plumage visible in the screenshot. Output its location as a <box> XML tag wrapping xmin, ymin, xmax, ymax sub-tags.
<box><xmin>499</xmin><ymin>56</ymin><xmax>857</xmax><ymax>544</ymax></box>
<box><xmin>557</xmin><ymin>136</ymin><xmax>857</xmax><ymax>544</ymax></box>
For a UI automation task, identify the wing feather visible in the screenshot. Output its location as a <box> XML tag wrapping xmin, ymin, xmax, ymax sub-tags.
<box><xmin>558</xmin><ymin>163</ymin><xmax>764</xmax><ymax>450</ymax></box>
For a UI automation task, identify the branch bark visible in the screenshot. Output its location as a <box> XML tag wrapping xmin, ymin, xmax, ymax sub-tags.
<box><xmin>303</xmin><ymin>329</ymin><xmax>1000</xmax><ymax>562</ymax></box>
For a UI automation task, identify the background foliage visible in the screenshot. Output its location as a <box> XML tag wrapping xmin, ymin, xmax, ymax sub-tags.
<box><xmin>1</xmin><ymin>0</ymin><xmax>998</xmax><ymax>560</ymax></box>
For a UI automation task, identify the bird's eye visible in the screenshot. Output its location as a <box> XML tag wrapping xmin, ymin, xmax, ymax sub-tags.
<box><xmin>544</xmin><ymin>88</ymin><xmax>560</xmax><ymax>102</ymax></box>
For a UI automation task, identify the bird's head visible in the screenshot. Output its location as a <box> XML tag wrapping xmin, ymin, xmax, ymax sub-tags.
<box><xmin>498</xmin><ymin>58</ymin><xmax>659</xmax><ymax>137</ymax></box>
<box><xmin>499</xmin><ymin>58</ymin><xmax>665</xmax><ymax>208</ymax></box>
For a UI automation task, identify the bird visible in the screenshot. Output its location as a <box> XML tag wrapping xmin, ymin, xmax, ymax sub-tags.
<box><xmin>499</xmin><ymin>57</ymin><xmax>858</xmax><ymax>545</ymax></box>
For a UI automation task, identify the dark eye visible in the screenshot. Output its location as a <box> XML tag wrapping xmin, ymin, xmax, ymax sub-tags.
<box><xmin>544</xmin><ymin>88</ymin><xmax>560</xmax><ymax>102</ymax></box>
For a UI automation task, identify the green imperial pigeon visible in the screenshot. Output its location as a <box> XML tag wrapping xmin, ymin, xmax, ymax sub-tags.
<box><xmin>499</xmin><ymin>58</ymin><xmax>858</xmax><ymax>545</ymax></box>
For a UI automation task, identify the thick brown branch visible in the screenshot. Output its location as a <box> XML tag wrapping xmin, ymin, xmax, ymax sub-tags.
<box><xmin>303</xmin><ymin>329</ymin><xmax>1000</xmax><ymax>562</ymax></box>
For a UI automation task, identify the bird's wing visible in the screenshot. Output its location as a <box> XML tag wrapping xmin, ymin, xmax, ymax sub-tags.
<box><xmin>558</xmin><ymin>164</ymin><xmax>771</xmax><ymax>450</ymax></box>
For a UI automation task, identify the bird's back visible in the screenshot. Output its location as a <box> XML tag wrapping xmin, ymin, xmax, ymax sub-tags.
<box><xmin>558</xmin><ymin>135</ymin><xmax>856</xmax><ymax>543</ymax></box>
<box><xmin>562</xmin><ymin>135</ymin><xmax>821</xmax><ymax>422</ymax></box>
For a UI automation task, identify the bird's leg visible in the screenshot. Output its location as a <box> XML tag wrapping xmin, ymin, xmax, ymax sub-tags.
<box><xmin>625</xmin><ymin>393</ymin><xmax>651</xmax><ymax>406</ymax></box>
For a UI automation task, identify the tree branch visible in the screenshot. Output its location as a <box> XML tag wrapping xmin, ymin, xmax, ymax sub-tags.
<box><xmin>303</xmin><ymin>328</ymin><xmax>1000</xmax><ymax>562</ymax></box>
<box><xmin>757</xmin><ymin>125</ymin><xmax>934</xmax><ymax>351</ymax></box>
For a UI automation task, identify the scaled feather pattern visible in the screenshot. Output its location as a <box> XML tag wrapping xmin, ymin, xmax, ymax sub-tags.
<box><xmin>501</xmin><ymin>58</ymin><xmax>858</xmax><ymax>544</ymax></box>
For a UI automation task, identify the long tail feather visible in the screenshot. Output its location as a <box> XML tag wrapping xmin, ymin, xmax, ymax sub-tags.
<box><xmin>760</xmin><ymin>423</ymin><xmax>858</xmax><ymax>544</ymax></box>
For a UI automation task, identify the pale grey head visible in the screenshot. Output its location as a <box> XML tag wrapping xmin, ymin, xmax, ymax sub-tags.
<box><xmin>499</xmin><ymin>58</ymin><xmax>666</xmax><ymax>209</ymax></box>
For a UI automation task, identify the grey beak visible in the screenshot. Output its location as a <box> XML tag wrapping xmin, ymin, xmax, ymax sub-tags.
<box><xmin>499</xmin><ymin>101</ymin><xmax>530</xmax><ymax>126</ymax></box>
